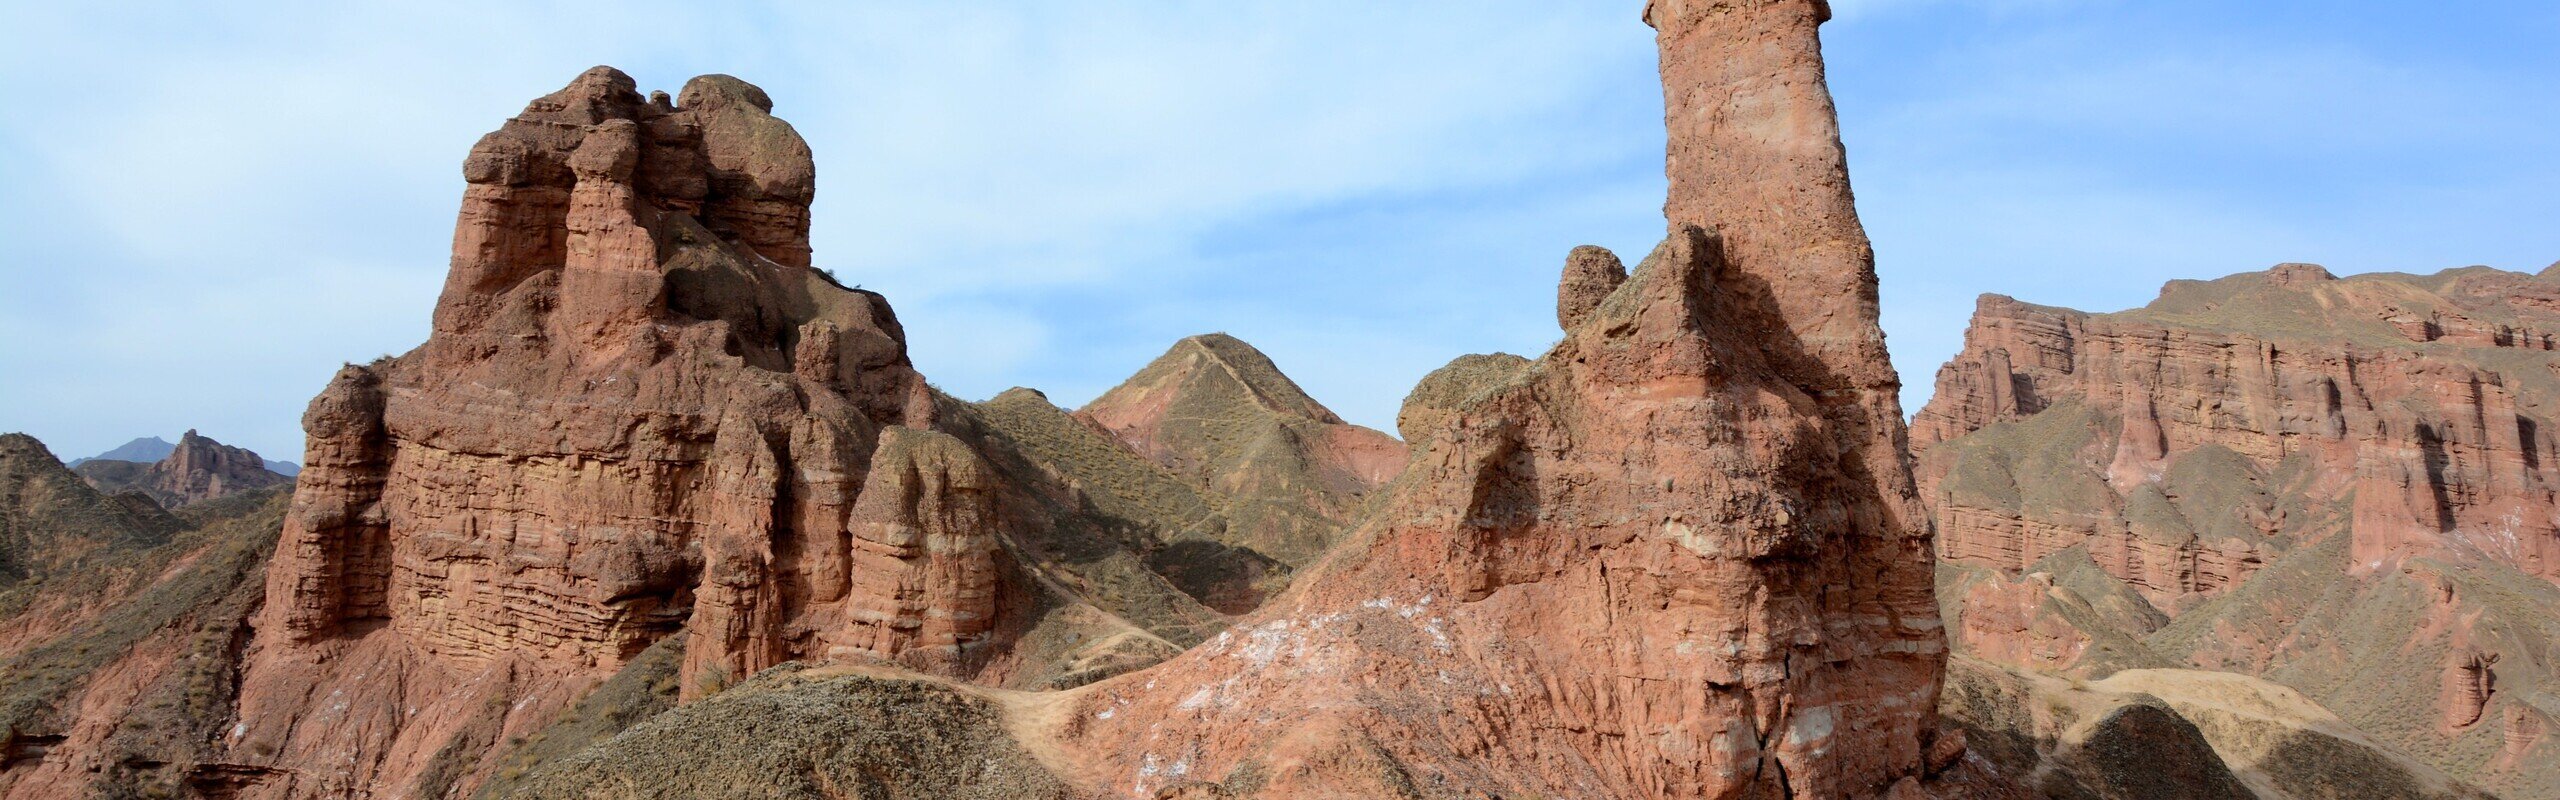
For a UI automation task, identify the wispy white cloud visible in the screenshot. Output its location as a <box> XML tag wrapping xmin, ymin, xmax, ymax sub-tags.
<box><xmin>0</xmin><ymin>1</ymin><xmax>1661</xmax><ymax>458</ymax></box>
<box><xmin>1</xmin><ymin>1</ymin><xmax>2551</xmax><ymax>460</ymax></box>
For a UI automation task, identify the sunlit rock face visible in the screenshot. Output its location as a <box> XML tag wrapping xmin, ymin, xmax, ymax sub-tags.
<box><xmin>235</xmin><ymin>66</ymin><xmax>1002</xmax><ymax>797</ymax></box>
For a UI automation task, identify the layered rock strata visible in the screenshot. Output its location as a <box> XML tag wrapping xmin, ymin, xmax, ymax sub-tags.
<box><xmin>217</xmin><ymin>68</ymin><xmax>1078</xmax><ymax>798</ymax></box>
<box><xmin>1916</xmin><ymin>267</ymin><xmax>2560</xmax><ymax>603</ymax></box>
<box><xmin>1917</xmin><ymin>265</ymin><xmax>2560</xmax><ymax>795</ymax></box>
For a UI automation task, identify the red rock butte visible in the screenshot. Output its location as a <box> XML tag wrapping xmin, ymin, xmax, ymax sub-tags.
<box><xmin>237</xmin><ymin>66</ymin><xmax>998</xmax><ymax>796</ymax></box>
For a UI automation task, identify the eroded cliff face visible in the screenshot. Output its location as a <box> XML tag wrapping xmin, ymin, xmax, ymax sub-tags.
<box><xmin>1916</xmin><ymin>266</ymin><xmax>2560</xmax><ymax>610</ymax></box>
<box><xmin>1916</xmin><ymin>264</ymin><xmax>2560</xmax><ymax>797</ymax></box>
<box><xmin>1034</xmin><ymin>3</ymin><xmax>1948</xmax><ymax>797</ymax></box>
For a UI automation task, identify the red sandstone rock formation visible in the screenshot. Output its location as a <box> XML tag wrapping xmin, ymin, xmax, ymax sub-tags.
<box><xmin>1040</xmin><ymin>3</ymin><xmax>1948</xmax><ymax>797</ymax></box>
<box><xmin>1914</xmin><ymin>265</ymin><xmax>2560</xmax><ymax>613</ymax></box>
<box><xmin>1555</xmin><ymin>244</ymin><xmax>1627</xmax><ymax>329</ymax></box>
<box><xmin>222</xmin><ymin>67</ymin><xmax>1030</xmax><ymax>797</ymax></box>
<box><xmin>1955</xmin><ymin>572</ymin><xmax>2094</xmax><ymax>672</ymax></box>
<box><xmin>2442</xmin><ymin>647</ymin><xmax>2499</xmax><ymax>730</ymax></box>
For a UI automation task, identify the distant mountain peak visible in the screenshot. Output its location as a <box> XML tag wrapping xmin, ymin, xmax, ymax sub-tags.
<box><xmin>68</xmin><ymin>435</ymin><xmax>176</xmax><ymax>467</ymax></box>
<box><xmin>1085</xmin><ymin>333</ymin><xmax>1344</xmax><ymax>428</ymax></box>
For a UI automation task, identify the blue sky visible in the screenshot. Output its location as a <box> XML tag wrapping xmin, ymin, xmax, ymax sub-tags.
<box><xmin>2</xmin><ymin>1</ymin><xmax>2553</xmax><ymax>462</ymax></box>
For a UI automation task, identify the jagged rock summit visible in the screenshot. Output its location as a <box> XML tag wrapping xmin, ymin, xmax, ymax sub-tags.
<box><xmin>224</xmin><ymin>66</ymin><xmax>1010</xmax><ymax>797</ymax></box>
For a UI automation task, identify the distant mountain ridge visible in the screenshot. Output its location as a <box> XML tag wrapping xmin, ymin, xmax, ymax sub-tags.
<box><xmin>72</xmin><ymin>430</ymin><xmax>293</xmax><ymax>509</ymax></box>
<box><xmin>72</xmin><ymin>434</ymin><xmax>299</xmax><ymax>476</ymax></box>
<box><xmin>68</xmin><ymin>436</ymin><xmax>173</xmax><ymax>467</ymax></box>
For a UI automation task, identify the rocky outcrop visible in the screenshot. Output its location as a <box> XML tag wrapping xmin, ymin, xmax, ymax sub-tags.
<box><xmin>258</xmin><ymin>66</ymin><xmax>952</xmax><ymax>686</ymax></box>
<box><xmin>1555</xmin><ymin>244</ymin><xmax>1626</xmax><ymax>330</ymax></box>
<box><xmin>1076</xmin><ymin>334</ymin><xmax>1405</xmax><ymax>572</ymax></box>
<box><xmin>1037</xmin><ymin>3</ymin><xmax>1948</xmax><ymax>797</ymax></box>
<box><xmin>1394</xmin><ymin>352</ymin><xmax>1531</xmax><ymax>445</ymax></box>
<box><xmin>11</xmin><ymin>1</ymin><xmax>2002</xmax><ymax>796</ymax></box>
<box><xmin>75</xmin><ymin>430</ymin><xmax>291</xmax><ymax>508</ymax></box>
<box><xmin>2442</xmin><ymin>647</ymin><xmax>2498</xmax><ymax>730</ymax></box>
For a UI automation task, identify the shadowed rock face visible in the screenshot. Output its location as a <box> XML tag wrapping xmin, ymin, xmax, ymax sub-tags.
<box><xmin>1046</xmin><ymin>3</ymin><xmax>1946</xmax><ymax>797</ymax></box>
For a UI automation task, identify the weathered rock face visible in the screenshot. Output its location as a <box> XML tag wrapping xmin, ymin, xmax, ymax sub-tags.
<box><xmin>1916</xmin><ymin>265</ymin><xmax>2560</xmax><ymax>796</ymax></box>
<box><xmin>1077</xmin><ymin>334</ymin><xmax>1406</xmax><ymax>573</ymax></box>
<box><xmin>74</xmin><ymin>429</ymin><xmax>290</xmax><ymax>509</ymax></box>
<box><xmin>1042</xmin><ymin>4</ymin><xmax>1947</xmax><ymax>797</ymax></box>
<box><xmin>1916</xmin><ymin>266</ymin><xmax>2560</xmax><ymax>612</ymax></box>
<box><xmin>10</xmin><ymin>3</ymin><xmax>1980</xmax><ymax>795</ymax></box>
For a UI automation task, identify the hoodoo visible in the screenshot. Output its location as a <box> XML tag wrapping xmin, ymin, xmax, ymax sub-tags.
<box><xmin>1048</xmin><ymin>2</ymin><xmax>1948</xmax><ymax>797</ymax></box>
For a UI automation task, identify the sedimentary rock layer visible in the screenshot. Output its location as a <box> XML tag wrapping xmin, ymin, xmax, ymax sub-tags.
<box><xmin>1916</xmin><ymin>266</ymin><xmax>2560</xmax><ymax>610</ymax></box>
